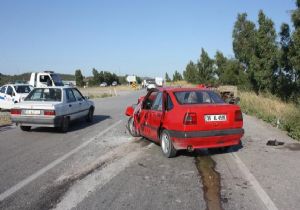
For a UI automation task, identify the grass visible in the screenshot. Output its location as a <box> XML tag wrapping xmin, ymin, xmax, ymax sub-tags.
<box><xmin>239</xmin><ymin>91</ymin><xmax>300</xmax><ymax>141</ymax></box>
<box><xmin>0</xmin><ymin>112</ymin><xmax>11</xmax><ymax>126</ymax></box>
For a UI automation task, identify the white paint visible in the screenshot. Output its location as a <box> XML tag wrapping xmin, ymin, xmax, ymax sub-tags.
<box><xmin>231</xmin><ymin>153</ymin><xmax>278</xmax><ymax>210</ymax></box>
<box><xmin>54</xmin><ymin>143</ymin><xmax>154</xmax><ymax>210</ymax></box>
<box><xmin>0</xmin><ymin>120</ymin><xmax>123</xmax><ymax>202</ymax></box>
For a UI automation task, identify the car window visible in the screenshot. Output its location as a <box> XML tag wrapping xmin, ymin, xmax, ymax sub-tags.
<box><xmin>65</xmin><ymin>89</ymin><xmax>76</xmax><ymax>103</ymax></box>
<box><xmin>151</xmin><ymin>92</ymin><xmax>163</xmax><ymax>111</ymax></box>
<box><xmin>25</xmin><ymin>88</ymin><xmax>62</xmax><ymax>101</ymax></box>
<box><xmin>0</xmin><ymin>86</ymin><xmax>6</xmax><ymax>93</ymax></box>
<box><xmin>143</xmin><ymin>91</ymin><xmax>157</xmax><ymax>110</ymax></box>
<box><xmin>166</xmin><ymin>94</ymin><xmax>174</xmax><ymax>111</ymax></box>
<box><xmin>6</xmin><ymin>86</ymin><xmax>13</xmax><ymax>96</ymax></box>
<box><xmin>14</xmin><ymin>85</ymin><xmax>33</xmax><ymax>93</ymax></box>
<box><xmin>174</xmin><ymin>90</ymin><xmax>224</xmax><ymax>104</ymax></box>
<box><xmin>72</xmin><ymin>89</ymin><xmax>84</xmax><ymax>101</ymax></box>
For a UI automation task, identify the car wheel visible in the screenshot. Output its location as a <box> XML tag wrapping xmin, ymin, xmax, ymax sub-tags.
<box><xmin>160</xmin><ymin>130</ymin><xmax>177</xmax><ymax>158</ymax></box>
<box><xmin>86</xmin><ymin>107</ymin><xmax>94</xmax><ymax>122</ymax></box>
<box><xmin>127</xmin><ymin>117</ymin><xmax>140</xmax><ymax>137</ymax></box>
<box><xmin>60</xmin><ymin>117</ymin><xmax>70</xmax><ymax>133</ymax></box>
<box><xmin>20</xmin><ymin>126</ymin><xmax>31</xmax><ymax>131</ymax></box>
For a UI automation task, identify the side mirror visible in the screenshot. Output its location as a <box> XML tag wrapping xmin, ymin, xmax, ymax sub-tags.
<box><xmin>125</xmin><ymin>106</ymin><xmax>134</xmax><ymax>116</ymax></box>
<box><xmin>12</xmin><ymin>92</ymin><xmax>15</xmax><ymax>97</ymax></box>
<box><xmin>84</xmin><ymin>96</ymin><xmax>89</xmax><ymax>100</ymax></box>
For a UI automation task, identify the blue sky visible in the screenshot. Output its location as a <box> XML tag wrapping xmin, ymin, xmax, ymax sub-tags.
<box><xmin>0</xmin><ymin>0</ymin><xmax>296</xmax><ymax>77</ymax></box>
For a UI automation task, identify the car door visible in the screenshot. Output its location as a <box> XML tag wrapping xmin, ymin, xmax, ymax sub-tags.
<box><xmin>65</xmin><ymin>88</ymin><xmax>80</xmax><ymax>120</ymax></box>
<box><xmin>146</xmin><ymin>92</ymin><xmax>164</xmax><ymax>141</ymax></box>
<box><xmin>72</xmin><ymin>88</ymin><xmax>89</xmax><ymax>118</ymax></box>
<box><xmin>5</xmin><ymin>86</ymin><xmax>15</xmax><ymax>109</ymax></box>
<box><xmin>0</xmin><ymin>86</ymin><xmax>7</xmax><ymax>108</ymax></box>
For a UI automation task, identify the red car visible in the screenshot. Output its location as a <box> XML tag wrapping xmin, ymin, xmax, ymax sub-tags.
<box><xmin>125</xmin><ymin>87</ymin><xmax>244</xmax><ymax>158</ymax></box>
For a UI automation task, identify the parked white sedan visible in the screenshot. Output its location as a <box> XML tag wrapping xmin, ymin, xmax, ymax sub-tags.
<box><xmin>0</xmin><ymin>84</ymin><xmax>33</xmax><ymax>109</ymax></box>
<box><xmin>11</xmin><ymin>87</ymin><xmax>95</xmax><ymax>132</ymax></box>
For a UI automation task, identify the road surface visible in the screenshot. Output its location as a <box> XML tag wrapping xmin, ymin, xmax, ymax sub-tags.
<box><xmin>0</xmin><ymin>90</ymin><xmax>299</xmax><ymax>210</ymax></box>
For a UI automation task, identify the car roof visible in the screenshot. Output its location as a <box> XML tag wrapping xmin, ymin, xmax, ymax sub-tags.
<box><xmin>156</xmin><ymin>87</ymin><xmax>211</xmax><ymax>92</ymax></box>
<box><xmin>2</xmin><ymin>84</ymin><xmax>31</xmax><ymax>86</ymax></box>
<box><xmin>32</xmin><ymin>86</ymin><xmax>74</xmax><ymax>89</ymax></box>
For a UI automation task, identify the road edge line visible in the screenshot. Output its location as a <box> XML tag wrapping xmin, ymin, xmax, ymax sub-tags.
<box><xmin>0</xmin><ymin>120</ymin><xmax>123</xmax><ymax>202</ymax></box>
<box><xmin>231</xmin><ymin>153</ymin><xmax>278</xmax><ymax>210</ymax></box>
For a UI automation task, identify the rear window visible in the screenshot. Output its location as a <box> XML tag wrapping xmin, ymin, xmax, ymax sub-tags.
<box><xmin>174</xmin><ymin>90</ymin><xmax>224</xmax><ymax>104</ymax></box>
<box><xmin>25</xmin><ymin>88</ymin><xmax>62</xmax><ymax>102</ymax></box>
<box><xmin>14</xmin><ymin>85</ymin><xmax>33</xmax><ymax>93</ymax></box>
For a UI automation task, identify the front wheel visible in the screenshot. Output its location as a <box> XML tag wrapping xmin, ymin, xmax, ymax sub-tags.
<box><xmin>160</xmin><ymin>130</ymin><xmax>177</xmax><ymax>158</ymax></box>
<box><xmin>86</xmin><ymin>107</ymin><xmax>94</xmax><ymax>122</ymax></box>
<box><xmin>20</xmin><ymin>126</ymin><xmax>31</xmax><ymax>131</ymax></box>
<box><xmin>127</xmin><ymin>117</ymin><xmax>140</xmax><ymax>137</ymax></box>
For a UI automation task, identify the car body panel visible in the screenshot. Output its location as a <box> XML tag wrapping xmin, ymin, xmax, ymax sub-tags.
<box><xmin>125</xmin><ymin>87</ymin><xmax>244</xmax><ymax>150</ymax></box>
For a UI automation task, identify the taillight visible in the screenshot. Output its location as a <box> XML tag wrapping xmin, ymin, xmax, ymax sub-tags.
<box><xmin>184</xmin><ymin>112</ymin><xmax>197</xmax><ymax>125</ymax></box>
<box><xmin>11</xmin><ymin>109</ymin><xmax>21</xmax><ymax>115</ymax></box>
<box><xmin>44</xmin><ymin>110</ymin><xmax>56</xmax><ymax>116</ymax></box>
<box><xmin>235</xmin><ymin>110</ymin><xmax>243</xmax><ymax>121</ymax></box>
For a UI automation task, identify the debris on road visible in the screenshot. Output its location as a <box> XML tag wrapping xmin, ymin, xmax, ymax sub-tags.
<box><xmin>266</xmin><ymin>139</ymin><xmax>284</xmax><ymax>146</ymax></box>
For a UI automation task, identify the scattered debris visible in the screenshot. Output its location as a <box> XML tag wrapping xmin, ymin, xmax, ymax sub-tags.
<box><xmin>266</xmin><ymin>139</ymin><xmax>284</xmax><ymax>146</ymax></box>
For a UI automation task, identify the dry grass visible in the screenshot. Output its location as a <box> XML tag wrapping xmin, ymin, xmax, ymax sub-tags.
<box><xmin>0</xmin><ymin>112</ymin><xmax>11</xmax><ymax>126</ymax></box>
<box><xmin>240</xmin><ymin>91</ymin><xmax>300</xmax><ymax>140</ymax></box>
<box><xmin>165</xmin><ymin>80</ymin><xmax>195</xmax><ymax>87</ymax></box>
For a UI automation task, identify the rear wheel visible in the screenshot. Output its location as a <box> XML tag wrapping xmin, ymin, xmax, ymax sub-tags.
<box><xmin>20</xmin><ymin>126</ymin><xmax>31</xmax><ymax>131</ymax></box>
<box><xmin>60</xmin><ymin>117</ymin><xmax>70</xmax><ymax>133</ymax></box>
<box><xmin>127</xmin><ymin>117</ymin><xmax>140</xmax><ymax>137</ymax></box>
<box><xmin>86</xmin><ymin>107</ymin><xmax>94</xmax><ymax>122</ymax></box>
<box><xmin>160</xmin><ymin>130</ymin><xmax>177</xmax><ymax>158</ymax></box>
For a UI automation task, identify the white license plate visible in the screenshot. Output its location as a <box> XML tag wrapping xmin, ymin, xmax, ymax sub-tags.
<box><xmin>24</xmin><ymin>110</ymin><xmax>41</xmax><ymax>115</ymax></box>
<box><xmin>205</xmin><ymin>114</ymin><xmax>227</xmax><ymax>122</ymax></box>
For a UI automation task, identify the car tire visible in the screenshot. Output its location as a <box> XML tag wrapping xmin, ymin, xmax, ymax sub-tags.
<box><xmin>127</xmin><ymin>117</ymin><xmax>140</xmax><ymax>137</ymax></box>
<box><xmin>20</xmin><ymin>126</ymin><xmax>31</xmax><ymax>131</ymax></box>
<box><xmin>160</xmin><ymin>130</ymin><xmax>177</xmax><ymax>158</ymax></box>
<box><xmin>60</xmin><ymin>117</ymin><xmax>70</xmax><ymax>133</ymax></box>
<box><xmin>86</xmin><ymin>107</ymin><xmax>94</xmax><ymax>122</ymax></box>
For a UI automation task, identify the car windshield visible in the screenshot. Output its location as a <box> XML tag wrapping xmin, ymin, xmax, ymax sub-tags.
<box><xmin>25</xmin><ymin>88</ymin><xmax>62</xmax><ymax>102</ymax></box>
<box><xmin>50</xmin><ymin>74</ymin><xmax>64</xmax><ymax>86</ymax></box>
<box><xmin>174</xmin><ymin>90</ymin><xmax>224</xmax><ymax>104</ymax></box>
<box><xmin>14</xmin><ymin>85</ymin><xmax>33</xmax><ymax>93</ymax></box>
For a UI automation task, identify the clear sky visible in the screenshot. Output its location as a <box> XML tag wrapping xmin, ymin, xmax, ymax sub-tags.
<box><xmin>0</xmin><ymin>0</ymin><xmax>296</xmax><ymax>77</ymax></box>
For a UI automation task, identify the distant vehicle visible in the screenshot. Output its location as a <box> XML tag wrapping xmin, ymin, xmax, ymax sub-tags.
<box><xmin>146</xmin><ymin>80</ymin><xmax>156</xmax><ymax>91</ymax></box>
<box><xmin>29</xmin><ymin>71</ymin><xmax>64</xmax><ymax>88</ymax></box>
<box><xmin>125</xmin><ymin>87</ymin><xmax>244</xmax><ymax>158</ymax></box>
<box><xmin>111</xmin><ymin>81</ymin><xmax>118</xmax><ymax>86</ymax></box>
<box><xmin>100</xmin><ymin>82</ymin><xmax>108</xmax><ymax>87</ymax></box>
<box><xmin>155</xmin><ymin>77</ymin><xmax>164</xmax><ymax>87</ymax></box>
<box><xmin>126</xmin><ymin>75</ymin><xmax>137</xmax><ymax>83</ymax></box>
<box><xmin>0</xmin><ymin>84</ymin><xmax>33</xmax><ymax>109</ymax></box>
<box><xmin>11</xmin><ymin>87</ymin><xmax>95</xmax><ymax>132</ymax></box>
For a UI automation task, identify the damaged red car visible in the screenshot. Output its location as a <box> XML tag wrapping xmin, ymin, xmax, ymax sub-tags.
<box><xmin>125</xmin><ymin>87</ymin><xmax>244</xmax><ymax>158</ymax></box>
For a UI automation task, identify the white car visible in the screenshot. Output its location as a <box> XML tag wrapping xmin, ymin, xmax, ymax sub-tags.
<box><xmin>0</xmin><ymin>84</ymin><xmax>33</xmax><ymax>109</ymax></box>
<box><xmin>11</xmin><ymin>87</ymin><xmax>95</xmax><ymax>132</ymax></box>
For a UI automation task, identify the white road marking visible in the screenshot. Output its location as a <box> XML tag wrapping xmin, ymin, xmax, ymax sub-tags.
<box><xmin>54</xmin><ymin>143</ymin><xmax>154</xmax><ymax>210</ymax></box>
<box><xmin>231</xmin><ymin>153</ymin><xmax>278</xmax><ymax>210</ymax></box>
<box><xmin>0</xmin><ymin>120</ymin><xmax>123</xmax><ymax>202</ymax></box>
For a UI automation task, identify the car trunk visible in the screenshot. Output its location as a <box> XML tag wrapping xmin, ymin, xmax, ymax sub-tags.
<box><xmin>179</xmin><ymin>104</ymin><xmax>242</xmax><ymax>132</ymax></box>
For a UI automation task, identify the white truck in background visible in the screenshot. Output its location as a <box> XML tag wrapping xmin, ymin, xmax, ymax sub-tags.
<box><xmin>155</xmin><ymin>77</ymin><xmax>164</xmax><ymax>87</ymax></box>
<box><xmin>29</xmin><ymin>71</ymin><xmax>64</xmax><ymax>88</ymax></box>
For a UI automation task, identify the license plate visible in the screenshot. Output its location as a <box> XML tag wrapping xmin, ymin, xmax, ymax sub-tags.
<box><xmin>24</xmin><ymin>110</ymin><xmax>41</xmax><ymax>115</ymax></box>
<box><xmin>205</xmin><ymin>114</ymin><xmax>227</xmax><ymax>122</ymax></box>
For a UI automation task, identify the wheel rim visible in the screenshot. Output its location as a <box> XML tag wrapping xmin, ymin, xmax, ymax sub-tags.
<box><xmin>161</xmin><ymin>133</ymin><xmax>169</xmax><ymax>154</ymax></box>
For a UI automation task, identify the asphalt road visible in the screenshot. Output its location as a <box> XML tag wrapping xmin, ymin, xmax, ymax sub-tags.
<box><xmin>0</xmin><ymin>90</ymin><xmax>299</xmax><ymax>210</ymax></box>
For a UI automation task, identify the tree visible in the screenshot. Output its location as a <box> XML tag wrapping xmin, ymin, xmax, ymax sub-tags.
<box><xmin>232</xmin><ymin>13</ymin><xmax>257</xmax><ymax>69</ymax></box>
<box><xmin>197</xmin><ymin>48</ymin><xmax>215</xmax><ymax>84</ymax></box>
<box><xmin>173</xmin><ymin>71</ymin><xmax>183</xmax><ymax>81</ymax></box>
<box><xmin>183</xmin><ymin>61</ymin><xmax>198</xmax><ymax>83</ymax></box>
<box><xmin>75</xmin><ymin>69</ymin><xmax>84</xmax><ymax>87</ymax></box>
<box><xmin>214</xmin><ymin>51</ymin><xmax>228</xmax><ymax>79</ymax></box>
<box><xmin>165</xmin><ymin>72</ymin><xmax>171</xmax><ymax>82</ymax></box>
<box><xmin>250</xmin><ymin>10</ymin><xmax>278</xmax><ymax>93</ymax></box>
<box><xmin>91</xmin><ymin>68</ymin><xmax>99</xmax><ymax>86</ymax></box>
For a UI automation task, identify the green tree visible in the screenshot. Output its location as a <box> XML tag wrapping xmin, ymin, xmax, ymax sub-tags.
<box><xmin>214</xmin><ymin>51</ymin><xmax>228</xmax><ymax>80</ymax></box>
<box><xmin>250</xmin><ymin>10</ymin><xmax>278</xmax><ymax>93</ymax></box>
<box><xmin>165</xmin><ymin>72</ymin><xmax>171</xmax><ymax>82</ymax></box>
<box><xmin>75</xmin><ymin>69</ymin><xmax>84</xmax><ymax>87</ymax></box>
<box><xmin>197</xmin><ymin>48</ymin><xmax>215</xmax><ymax>84</ymax></box>
<box><xmin>183</xmin><ymin>61</ymin><xmax>198</xmax><ymax>83</ymax></box>
<box><xmin>173</xmin><ymin>71</ymin><xmax>183</xmax><ymax>81</ymax></box>
<box><xmin>91</xmin><ymin>68</ymin><xmax>99</xmax><ymax>86</ymax></box>
<box><xmin>232</xmin><ymin>13</ymin><xmax>257</xmax><ymax>69</ymax></box>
